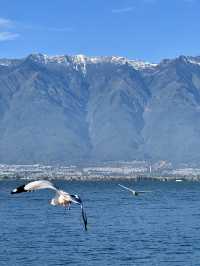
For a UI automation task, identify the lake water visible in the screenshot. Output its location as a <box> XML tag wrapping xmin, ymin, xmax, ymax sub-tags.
<box><xmin>0</xmin><ymin>180</ymin><xmax>200</xmax><ymax>266</ymax></box>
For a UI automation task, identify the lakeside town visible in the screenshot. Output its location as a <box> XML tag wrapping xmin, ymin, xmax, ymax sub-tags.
<box><xmin>1</xmin><ymin>160</ymin><xmax>200</xmax><ymax>181</ymax></box>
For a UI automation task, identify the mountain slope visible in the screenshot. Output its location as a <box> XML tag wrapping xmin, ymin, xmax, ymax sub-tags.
<box><xmin>0</xmin><ymin>53</ymin><xmax>200</xmax><ymax>164</ymax></box>
<box><xmin>142</xmin><ymin>56</ymin><xmax>200</xmax><ymax>163</ymax></box>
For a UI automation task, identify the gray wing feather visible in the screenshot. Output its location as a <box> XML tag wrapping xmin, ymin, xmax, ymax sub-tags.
<box><xmin>118</xmin><ymin>184</ymin><xmax>135</xmax><ymax>193</ymax></box>
<box><xmin>24</xmin><ymin>180</ymin><xmax>58</xmax><ymax>192</ymax></box>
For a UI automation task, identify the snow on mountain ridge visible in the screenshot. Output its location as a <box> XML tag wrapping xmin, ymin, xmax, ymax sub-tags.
<box><xmin>188</xmin><ymin>56</ymin><xmax>200</xmax><ymax>66</ymax></box>
<box><xmin>25</xmin><ymin>53</ymin><xmax>157</xmax><ymax>70</ymax></box>
<box><xmin>3</xmin><ymin>53</ymin><xmax>200</xmax><ymax>70</ymax></box>
<box><xmin>0</xmin><ymin>58</ymin><xmax>21</xmax><ymax>67</ymax></box>
<box><xmin>128</xmin><ymin>60</ymin><xmax>157</xmax><ymax>70</ymax></box>
<box><xmin>0</xmin><ymin>60</ymin><xmax>11</xmax><ymax>66</ymax></box>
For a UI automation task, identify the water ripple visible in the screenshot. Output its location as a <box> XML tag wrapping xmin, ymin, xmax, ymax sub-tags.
<box><xmin>0</xmin><ymin>180</ymin><xmax>200</xmax><ymax>265</ymax></box>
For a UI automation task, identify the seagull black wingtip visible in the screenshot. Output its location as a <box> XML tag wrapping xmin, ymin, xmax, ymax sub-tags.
<box><xmin>11</xmin><ymin>184</ymin><xmax>27</xmax><ymax>194</ymax></box>
<box><xmin>81</xmin><ymin>206</ymin><xmax>88</xmax><ymax>231</ymax></box>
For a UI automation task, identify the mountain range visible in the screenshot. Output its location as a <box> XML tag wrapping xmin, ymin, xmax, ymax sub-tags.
<box><xmin>0</xmin><ymin>53</ymin><xmax>200</xmax><ymax>165</ymax></box>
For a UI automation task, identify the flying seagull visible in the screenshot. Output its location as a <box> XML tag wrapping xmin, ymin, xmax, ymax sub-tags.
<box><xmin>11</xmin><ymin>180</ymin><xmax>87</xmax><ymax>231</ymax></box>
<box><xmin>118</xmin><ymin>184</ymin><xmax>151</xmax><ymax>196</ymax></box>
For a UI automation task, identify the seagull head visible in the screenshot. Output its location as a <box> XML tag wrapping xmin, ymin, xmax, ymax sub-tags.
<box><xmin>50</xmin><ymin>198</ymin><xmax>58</xmax><ymax>206</ymax></box>
<box><xmin>11</xmin><ymin>184</ymin><xmax>26</xmax><ymax>194</ymax></box>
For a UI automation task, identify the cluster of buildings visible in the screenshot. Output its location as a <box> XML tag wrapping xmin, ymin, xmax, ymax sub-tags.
<box><xmin>0</xmin><ymin>161</ymin><xmax>200</xmax><ymax>181</ymax></box>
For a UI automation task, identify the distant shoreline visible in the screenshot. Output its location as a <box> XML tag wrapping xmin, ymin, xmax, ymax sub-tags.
<box><xmin>0</xmin><ymin>175</ymin><xmax>197</xmax><ymax>182</ymax></box>
<box><xmin>1</xmin><ymin>163</ymin><xmax>200</xmax><ymax>181</ymax></box>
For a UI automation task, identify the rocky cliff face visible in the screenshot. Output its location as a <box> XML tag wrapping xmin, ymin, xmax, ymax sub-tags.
<box><xmin>0</xmin><ymin>53</ymin><xmax>199</xmax><ymax>164</ymax></box>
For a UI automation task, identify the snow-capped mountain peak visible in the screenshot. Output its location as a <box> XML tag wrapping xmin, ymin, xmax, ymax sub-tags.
<box><xmin>25</xmin><ymin>53</ymin><xmax>157</xmax><ymax>71</ymax></box>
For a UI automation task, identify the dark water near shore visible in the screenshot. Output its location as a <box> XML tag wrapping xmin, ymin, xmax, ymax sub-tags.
<box><xmin>0</xmin><ymin>180</ymin><xmax>200</xmax><ymax>266</ymax></box>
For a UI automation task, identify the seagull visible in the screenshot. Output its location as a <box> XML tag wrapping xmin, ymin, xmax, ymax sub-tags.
<box><xmin>118</xmin><ymin>184</ymin><xmax>151</xmax><ymax>196</ymax></box>
<box><xmin>11</xmin><ymin>180</ymin><xmax>87</xmax><ymax>231</ymax></box>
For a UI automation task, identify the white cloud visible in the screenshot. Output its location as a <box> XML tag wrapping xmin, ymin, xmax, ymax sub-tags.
<box><xmin>0</xmin><ymin>18</ymin><xmax>19</xmax><ymax>41</ymax></box>
<box><xmin>0</xmin><ymin>18</ymin><xmax>13</xmax><ymax>28</ymax></box>
<box><xmin>0</xmin><ymin>17</ymin><xmax>73</xmax><ymax>34</ymax></box>
<box><xmin>112</xmin><ymin>7</ymin><xmax>134</xmax><ymax>14</ymax></box>
<box><xmin>0</xmin><ymin>32</ymin><xmax>19</xmax><ymax>41</ymax></box>
<box><xmin>0</xmin><ymin>17</ymin><xmax>73</xmax><ymax>42</ymax></box>
<box><xmin>21</xmin><ymin>24</ymin><xmax>73</xmax><ymax>32</ymax></box>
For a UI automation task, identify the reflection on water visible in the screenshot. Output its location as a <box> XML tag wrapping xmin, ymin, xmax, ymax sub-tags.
<box><xmin>0</xmin><ymin>180</ymin><xmax>200</xmax><ymax>266</ymax></box>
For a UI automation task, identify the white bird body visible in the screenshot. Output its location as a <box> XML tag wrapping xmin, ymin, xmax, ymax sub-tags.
<box><xmin>11</xmin><ymin>180</ymin><xmax>88</xmax><ymax>230</ymax></box>
<box><xmin>51</xmin><ymin>192</ymin><xmax>70</xmax><ymax>207</ymax></box>
<box><xmin>50</xmin><ymin>190</ymin><xmax>78</xmax><ymax>207</ymax></box>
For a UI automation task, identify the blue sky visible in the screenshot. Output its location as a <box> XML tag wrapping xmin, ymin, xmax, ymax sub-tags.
<box><xmin>0</xmin><ymin>0</ymin><xmax>199</xmax><ymax>62</ymax></box>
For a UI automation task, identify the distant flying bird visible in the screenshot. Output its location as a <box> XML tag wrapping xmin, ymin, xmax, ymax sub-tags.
<box><xmin>11</xmin><ymin>180</ymin><xmax>87</xmax><ymax>231</ymax></box>
<box><xmin>118</xmin><ymin>184</ymin><xmax>151</xmax><ymax>196</ymax></box>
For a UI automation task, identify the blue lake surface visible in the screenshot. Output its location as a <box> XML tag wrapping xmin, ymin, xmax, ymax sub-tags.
<box><xmin>0</xmin><ymin>180</ymin><xmax>200</xmax><ymax>266</ymax></box>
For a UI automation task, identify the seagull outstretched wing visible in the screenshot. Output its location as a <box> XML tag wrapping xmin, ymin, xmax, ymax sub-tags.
<box><xmin>70</xmin><ymin>194</ymin><xmax>88</xmax><ymax>231</ymax></box>
<box><xmin>81</xmin><ymin>205</ymin><xmax>88</xmax><ymax>231</ymax></box>
<box><xmin>118</xmin><ymin>184</ymin><xmax>152</xmax><ymax>195</ymax></box>
<box><xmin>137</xmin><ymin>191</ymin><xmax>152</xmax><ymax>193</ymax></box>
<box><xmin>11</xmin><ymin>180</ymin><xmax>58</xmax><ymax>194</ymax></box>
<box><xmin>11</xmin><ymin>180</ymin><xmax>88</xmax><ymax>231</ymax></box>
<box><xmin>118</xmin><ymin>184</ymin><xmax>136</xmax><ymax>193</ymax></box>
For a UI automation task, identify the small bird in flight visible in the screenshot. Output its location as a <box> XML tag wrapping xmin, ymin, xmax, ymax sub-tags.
<box><xmin>118</xmin><ymin>184</ymin><xmax>151</xmax><ymax>196</ymax></box>
<box><xmin>11</xmin><ymin>180</ymin><xmax>87</xmax><ymax>231</ymax></box>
